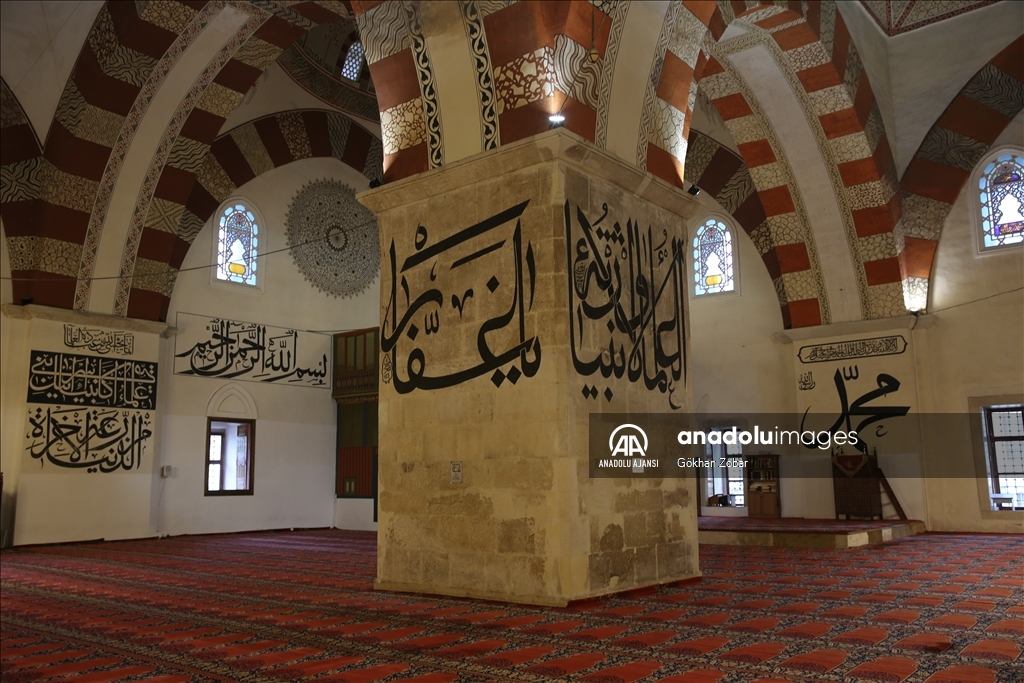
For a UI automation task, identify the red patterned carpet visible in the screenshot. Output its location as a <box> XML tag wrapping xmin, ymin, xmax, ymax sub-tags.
<box><xmin>2</xmin><ymin>530</ymin><xmax>1022</xmax><ymax>683</ymax></box>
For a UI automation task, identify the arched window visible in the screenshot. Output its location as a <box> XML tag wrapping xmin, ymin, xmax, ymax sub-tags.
<box><xmin>215</xmin><ymin>201</ymin><xmax>259</xmax><ymax>287</ymax></box>
<box><xmin>340</xmin><ymin>42</ymin><xmax>364</xmax><ymax>82</ymax></box>
<box><xmin>692</xmin><ymin>217</ymin><xmax>736</xmax><ymax>296</ymax></box>
<box><xmin>978</xmin><ymin>151</ymin><xmax>1024</xmax><ymax>250</ymax></box>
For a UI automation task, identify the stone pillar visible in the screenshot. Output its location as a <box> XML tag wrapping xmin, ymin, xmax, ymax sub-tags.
<box><xmin>360</xmin><ymin>128</ymin><xmax>701</xmax><ymax>605</ymax></box>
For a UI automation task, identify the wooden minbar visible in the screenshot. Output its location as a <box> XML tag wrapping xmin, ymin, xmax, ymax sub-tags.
<box><xmin>832</xmin><ymin>451</ymin><xmax>882</xmax><ymax>519</ymax></box>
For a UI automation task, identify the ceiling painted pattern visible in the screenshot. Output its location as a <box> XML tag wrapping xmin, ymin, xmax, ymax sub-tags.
<box><xmin>1</xmin><ymin>0</ymin><xmax>1020</xmax><ymax>329</ymax></box>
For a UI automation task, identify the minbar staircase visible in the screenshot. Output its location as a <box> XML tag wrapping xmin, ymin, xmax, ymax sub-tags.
<box><xmin>879</xmin><ymin>469</ymin><xmax>908</xmax><ymax>520</ymax></box>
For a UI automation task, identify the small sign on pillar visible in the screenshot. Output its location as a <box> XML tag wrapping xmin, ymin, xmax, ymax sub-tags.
<box><xmin>450</xmin><ymin>461</ymin><xmax>463</xmax><ymax>484</ymax></box>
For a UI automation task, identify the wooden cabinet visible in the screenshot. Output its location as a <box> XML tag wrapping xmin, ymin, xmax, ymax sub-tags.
<box><xmin>746</xmin><ymin>455</ymin><xmax>780</xmax><ymax>518</ymax></box>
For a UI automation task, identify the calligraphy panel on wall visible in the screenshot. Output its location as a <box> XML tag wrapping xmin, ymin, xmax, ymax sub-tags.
<box><xmin>173</xmin><ymin>312</ymin><xmax>331</xmax><ymax>388</ymax></box>
<box><xmin>27</xmin><ymin>351</ymin><xmax>157</xmax><ymax>409</ymax></box>
<box><xmin>63</xmin><ymin>324</ymin><xmax>135</xmax><ymax>355</ymax></box>
<box><xmin>795</xmin><ymin>332</ymin><xmax>917</xmax><ymax>456</ymax></box>
<box><xmin>23</xmin><ymin>323</ymin><xmax>159</xmax><ymax>475</ymax></box>
<box><xmin>792</xmin><ymin>328</ymin><xmax>922</xmax><ymax>520</ymax></box>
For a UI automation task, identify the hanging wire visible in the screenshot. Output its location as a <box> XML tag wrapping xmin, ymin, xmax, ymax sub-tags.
<box><xmin>0</xmin><ymin>214</ymin><xmax>381</xmax><ymax>285</ymax></box>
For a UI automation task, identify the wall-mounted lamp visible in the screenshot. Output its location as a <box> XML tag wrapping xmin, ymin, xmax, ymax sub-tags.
<box><xmin>548</xmin><ymin>113</ymin><xmax>565</xmax><ymax>128</ymax></box>
<box><xmin>687</xmin><ymin>184</ymin><xmax>701</xmax><ymax>196</ymax></box>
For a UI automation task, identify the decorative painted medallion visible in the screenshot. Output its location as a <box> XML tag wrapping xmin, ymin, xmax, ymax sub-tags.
<box><xmin>285</xmin><ymin>179</ymin><xmax>379</xmax><ymax>297</ymax></box>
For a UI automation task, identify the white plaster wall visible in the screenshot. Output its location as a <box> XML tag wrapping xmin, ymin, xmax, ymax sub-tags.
<box><xmin>917</xmin><ymin>116</ymin><xmax>1024</xmax><ymax>533</ymax></box>
<box><xmin>930</xmin><ymin>113</ymin><xmax>1024</xmax><ymax>315</ymax></box>
<box><xmin>158</xmin><ymin>156</ymin><xmax>380</xmax><ymax>536</ymax></box>
<box><xmin>687</xmin><ymin>194</ymin><xmax>793</xmax><ymax>520</ymax></box>
<box><xmin>334</xmin><ymin>498</ymin><xmax>377</xmax><ymax>531</ymax></box>
<box><xmin>688</xmin><ymin>196</ymin><xmax>794</xmax><ymax>415</ymax></box>
<box><xmin>0</xmin><ymin>308</ymin><xmax>28</xmax><ymax>547</ymax></box>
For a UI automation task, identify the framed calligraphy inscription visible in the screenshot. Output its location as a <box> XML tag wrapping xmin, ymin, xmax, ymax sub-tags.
<box><xmin>798</xmin><ymin>336</ymin><xmax>907</xmax><ymax>364</ymax></box>
<box><xmin>173</xmin><ymin>313</ymin><xmax>331</xmax><ymax>387</ymax></box>
<box><xmin>27</xmin><ymin>351</ymin><xmax>157</xmax><ymax>410</ymax></box>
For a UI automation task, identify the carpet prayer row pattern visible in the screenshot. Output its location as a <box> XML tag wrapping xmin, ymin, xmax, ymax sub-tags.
<box><xmin>1</xmin><ymin>531</ymin><xmax>1022</xmax><ymax>683</ymax></box>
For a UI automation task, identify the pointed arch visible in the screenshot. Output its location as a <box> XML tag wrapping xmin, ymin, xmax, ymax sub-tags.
<box><xmin>900</xmin><ymin>36</ymin><xmax>1024</xmax><ymax>309</ymax></box>
<box><xmin>125</xmin><ymin>109</ymin><xmax>382</xmax><ymax>322</ymax></box>
<box><xmin>9</xmin><ymin>0</ymin><xmax>349</xmax><ymax>313</ymax></box>
<box><xmin>1</xmin><ymin>78</ymin><xmax>44</xmax><ymax>304</ymax></box>
<box><xmin>207</xmin><ymin>383</ymin><xmax>258</xmax><ymax>420</ymax></box>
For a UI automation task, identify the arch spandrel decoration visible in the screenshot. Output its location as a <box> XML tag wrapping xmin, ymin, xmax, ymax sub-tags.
<box><xmin>0</xmin><ymin>0</ymin><xmax>350</xmax><ymax>316</ymax></box>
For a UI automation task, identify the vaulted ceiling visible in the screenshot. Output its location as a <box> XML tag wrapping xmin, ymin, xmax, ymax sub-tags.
<box><xmin>1</xmin><ymin>0</ymin><xmax>1021</xmax><ymax>326</ymax></box>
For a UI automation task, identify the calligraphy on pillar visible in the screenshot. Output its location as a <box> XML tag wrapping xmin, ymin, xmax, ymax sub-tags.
<box><xmin>27</xmin><ymin>351</ymin><xmax>157</xmax><ymax>409</ymax></box>
<box><xmin>173</xmin><ymin>313</ymin><xmax>330</xmax><ymax>387</ymax></box>
<box><xmin>25</xmin><ymin>406</ymin><xmax>152</xmax><ymax>472</ymax></box>
<box><xmin>381</xmin><ymin>200</ymin><xmax>541</xmax><ymax>393</ymax></box>
<box><xmin>565</xmin><ymin>201</ymin><xmax>687</xmax><ymax>409</ymax></box>
<box><xmin>64</xmin><ymin>324</ymin><xmax>134</xmax><ymax>355</ymax></box>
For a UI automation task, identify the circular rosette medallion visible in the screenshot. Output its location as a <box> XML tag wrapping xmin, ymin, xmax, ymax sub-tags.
<box><xmin>285</xmin><ymin>179</ymin><xmax>379</xmax><ymax>297</ymax></box>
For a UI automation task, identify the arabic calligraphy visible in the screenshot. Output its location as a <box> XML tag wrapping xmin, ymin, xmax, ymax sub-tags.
<box><xmin>565</xmin><ymin>202</ymin><xmax>687</xmax><ymax>409</ymax></box>
<box><xmin>64</xmin><ymin>324</ymin><xmax>134</xmax><ymax>355</ymax></box>
<box><xmin>173</xmin><ymin>314</ymin><xmax>330</xmax><ymax>387</ymax></box>
<box><xmin>27</xmin><ymin>351</ymin><xmax>157</xmax><ymax>409</ymax></box>
<box><xmin>25</xmin><ymin>406</ymin><xmax>152</xmax><ymax>472</ymax></box>
<box><xmin>798</xmin><ymin>371</ymin><xmax>815</xmax><ymax>391</ymax></box>
<box><xmin>381</xmin><ymin>201</ymin><xmax>541</xmax><ymax>393</ymax></box>
<box><xmin>798</xmin><ymin>336</ymin><xmax>907</xmax><ymax>364</ymax></box>
<box><xmin>801</xmin><ymin>369</ymin><xmax>910</xmax><ymax>452</ymax></box>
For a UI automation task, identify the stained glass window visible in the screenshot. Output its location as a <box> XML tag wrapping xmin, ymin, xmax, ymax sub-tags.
<box><xmin>216</xmin><ymin>203</ymin><xmax>258</xmax><ymax>286</ymax></box>
<box><xmin>340</xmin><ymin>42</ymin><xmax>364</xmax><ymax>81</ymax></box>
<box><xmin>693</xmin><ymin>218</ymin><xmax>735</xmax><ymax>296</ymax></box>
<box><xmin>979</xmin><ymin>153</ymin><xmax>1024</xmax><ymax>249</ymax></box>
